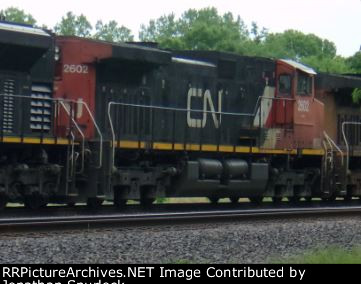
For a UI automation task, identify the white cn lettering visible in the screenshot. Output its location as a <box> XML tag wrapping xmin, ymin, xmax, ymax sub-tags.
<box><xmin>187</xmin><ymin>88</ymin><xmax>222</xmax><ymax>128</ymax></box>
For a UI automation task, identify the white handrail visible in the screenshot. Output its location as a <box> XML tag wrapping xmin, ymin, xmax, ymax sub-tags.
<box><xmin>106</xmin><ymin>96</ymin><xmax>295</xmax><ymax>168</ymax></box>
<box><xmin>65</xmin><ymin>131</ymin><xmax>75</xmax><ymax>196</ymax></box>
<box><xmin>341</xmin><ymin>121</ymin><xmax>361</xmax><ymax>172</ymax></box>
<box><xmin>107</xmin><ymin>102</ymin><xmax>117</xmax><ymax>169</ymax></box>
<box><xmin>323</xmin><ymin>131</ymin><xmax>344</xmax><ymax>166</ymax></box>
<box><xmin>59</xmin><ymin>101</ymin><xmax>85</xmax><ymax>174</ymax></box>
<box><xmin>76</xmin><ymin>101</ymin><xmax>103</xmax><ymax>169</ymax></box>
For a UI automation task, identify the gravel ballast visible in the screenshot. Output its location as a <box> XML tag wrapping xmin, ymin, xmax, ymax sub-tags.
<box><xmin>0</xmin><ymin>215</ymin><xmax>361</xmax><ymax>263</ymax></box>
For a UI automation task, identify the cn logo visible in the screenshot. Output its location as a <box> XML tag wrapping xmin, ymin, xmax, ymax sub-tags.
<box><xmin>187</xmin><ymin>88</ymin><xmax>223</xmax><ymax>128</ymax></box>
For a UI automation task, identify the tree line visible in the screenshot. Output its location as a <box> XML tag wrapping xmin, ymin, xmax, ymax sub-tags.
<box><xmin>1</xmin><ymin>6</ymin><xmax>361</xmax><ymax>74</ymax></box>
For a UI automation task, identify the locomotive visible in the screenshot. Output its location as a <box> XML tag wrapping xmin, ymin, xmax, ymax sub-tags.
<box><xmin>1</xmin><ymin>20</ymin><xmax>361</xmax><ymax>209</ymax></box>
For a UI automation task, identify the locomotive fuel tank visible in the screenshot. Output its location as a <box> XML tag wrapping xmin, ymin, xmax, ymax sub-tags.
<box><xmin>223</xmin><ymin>159</ymin><xmax>249</xmax><ymax>180</ymax></box>
<box><xmin>198</xmin><ymin>158</ymin><xmax>223</xmax><ymax>179</ymax></box>
<box><xmin>172</xmin><ymin>159</ymin><xmax>268</xmax><ymax>197</ymax></box>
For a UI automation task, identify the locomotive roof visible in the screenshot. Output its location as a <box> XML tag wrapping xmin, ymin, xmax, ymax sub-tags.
<box><xmin>112</xmin><ymin>42</ymin><xmax>171</xmax><ymax>65</ymax></box>
<box><xmin>0</xmin><ymin>21</ymin><xmax>50</xmax><ymax>37</ymax></box>
<box><xmin>316</xmin><ymin>73</ymin><xmax>361</xmax><ymax>90</ymax></box>
<box><xmin>172</xmin><ymin>57</ymin><xmax>216</xmax><ymax>68</ymax></box>
<box><xmin>57</xmin><ymin>36</ymin><xmax>171</xmax><ymax>65</ymax></box>
<box><xmin>280</xmin><ymin>59</ymin><xmax>317</xmax><ymax>75</ymax></box>
<box><xmin>0</xmin><ymin>21</ymin><xmax>52</xmax><ymax>71</ymax></box>
<box><xmin>173</xmin><ymin>50</ymin><xmax>275</xmax><ymax>64</ymax></box>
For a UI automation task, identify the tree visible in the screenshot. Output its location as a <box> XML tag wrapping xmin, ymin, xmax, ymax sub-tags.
<box><xmin>347</xmin><ymin>51</ymin><xmax>361</xmax><ymax>73</ymax></box>
<box><xmin>352</xmin><ymin>88</ymin><xmax>361</xmax><ymax>103</ymax></box>
<box><xmin>250</xmin><ymin>21</ymin><xmax>268</xmax><ymax>44</ymax></box>
<box><xmin>139</xmin><ymin>13</ymin><xmax>186</xmax><ymax>49</ymax></box>
<box><xmin>302</xmin><ymin>55</ymin><xmax>350</xmax><ymax>73</ymax></box>
<box><xmin>260</xmin><ymin>30</ymin><xmax>337</xmax><ymax>60</ymax></box>
<box><xmin>54</xmin><ymin>12</ymin><xmax>92</xmax><ymax>37</ymax></box>
<box><xmin>94</xmin><ymin>20</ymin><xmax>134</xmax><ymax>42</ymax></box>
<box><xmin>0</xmin><ymin>7</ymin><xmax>36</xmax><ymax>25</ymax></box>
<box><xmin>139</xmin><ymin>7</ymin><xmax>250</xmax><ymax>52</ymax></box>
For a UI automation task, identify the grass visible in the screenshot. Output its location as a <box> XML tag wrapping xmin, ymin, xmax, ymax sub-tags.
<box><xmin>276</xmin><ymin>246</ymin><xmax>361</xmax><ymax>264</ymax></box>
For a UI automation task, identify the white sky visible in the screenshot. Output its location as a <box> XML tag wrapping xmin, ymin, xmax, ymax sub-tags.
<box><xmin>1</xmin><ymin>0</ymin><xmax>360</xmax><ymax>57</ymax></box>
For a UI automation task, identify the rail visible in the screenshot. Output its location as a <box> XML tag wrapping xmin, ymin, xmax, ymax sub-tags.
<box><xmin>1</xmin><ymin>202</ymin><xmax>361</xmax><ymax>231</ymax></box>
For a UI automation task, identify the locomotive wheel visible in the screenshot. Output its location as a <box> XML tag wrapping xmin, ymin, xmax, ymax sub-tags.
<box><xmin>0</xmin><ymin>194</ymin><xmax>7</xmax><ymax>210</ymax></box>
<box><xmin>114</xmin><ymin>194</ymin><xmax>127</xmax><ymax>208</ymax></box>
<box><xmin>140</xmin><ymin>197</ymin><xmax>155</xmax><ymax>207</ymax></box>
<box><xmin>304</xmin><ymin>197</ymin><xmax>313</xmax><ymax>202</ymax></box>
<box><xmin>249</xmin><ymin>197</ymin><xmax>263</xmax><ymax>204</ymax></box>
<box><xmin>288</xmin><ymin>197</ymin><xmax>300</xmax><ymax>203</ymax></box>
<box><xmin>208</xmin><ymin>197</ymin><xmax>219</xmax><ymax>204</ymax></box>
<box><xmin>87</xmin><ymin>198</ymin><xmax>103</xmax><ymax>209</ymax></box>
<box><xmin>344</xmin><ymin>195</ymin><xmax>352</xmax><ymax>201</ymax></box>
<box><xmin>24</xmin><ymin>193</ymin><xmax>47</xmax><ymax>210</ymax></box>
<box><xmin>272</xmin><ymin>197</ymin><xmax>282</xmax><ymax>203</ymax></box>
<box><xmin>140</xmin><ymin>185</ymin><xmax>155</xmax><ymax>207</ymax></box>
<box><xmin>322</xmin><ymin>196</ymin><xmax>336</xmax><ymax>202</ymax></box>
<box><xmin>230</xmin><ymin>196</ymin><xmax>239</xmax><ymax>204</ymax></box>
<box><xmin>114</xmin><ymin>198</ymin><xmax>127</xmax><ymax>208</ymax></box>
<box><xmin>114</xmin><ymin>186</ymin><xmax>128</xmax><ymax>208</ymax></box>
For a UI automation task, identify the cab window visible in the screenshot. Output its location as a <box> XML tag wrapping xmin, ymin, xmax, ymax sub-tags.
<box><xmin>278</xmin><ymin>74</ymin><xmax>291</xmax><ymax>96</ymax></box>
<box><xmin>297</xmin><ymin>71</ymin><xmax>312</xmax><ymax>96</ymax></box>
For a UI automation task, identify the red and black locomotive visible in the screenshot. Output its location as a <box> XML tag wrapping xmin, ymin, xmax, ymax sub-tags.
<box><xmin>1</xmin><ymin>21</ymin><xmax>361</xmax><ymax>209</ymax></box>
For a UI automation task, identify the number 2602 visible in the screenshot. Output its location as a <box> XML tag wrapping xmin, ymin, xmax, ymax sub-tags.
<box><xmin>63</xmin><ymin>64</ymin><xmax>89</xmax><ymax>74</ymax></box>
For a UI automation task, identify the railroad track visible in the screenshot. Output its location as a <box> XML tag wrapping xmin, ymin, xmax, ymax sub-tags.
<box><xmin>0</xmin><ymin>201</ymin><xmax>361</xmax><ymax>232</ymax></box>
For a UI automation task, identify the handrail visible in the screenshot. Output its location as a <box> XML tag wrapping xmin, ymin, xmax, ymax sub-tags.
<box><xmin>341</xmin><ymin>121</ymin><xmax>361</xmax><ymax>173</ymax></box>
<box><xmin>76</xmin><ymin>100</ymin><xmax>103</xmax><ymax>169</ymax></box>
<box><xmin>107</xmin><ymin>101</ymin><xmax>259</xmax><ymax>169</ymax></box>
<box><xmin>323</xmin><ymin>131</ymin><xmax>344</xmax><ymax>166</ymax></box>
<box><xmin>69</xmin><ymin>131</ymin><xmax>75</xmax><ymax>183</ymax></box>
<box><xmin>58</xmin><ymin>101</ymin><xmax>85</xmax><ymax>174</ymax></box>
<box><xmin>108</xmin><ymin>96</ymin><xmax>295</xmax><ymax>119</ymax></box>
<box><xmin>0</xmin><ymin>93</ymin><xmax>103</xmax><ymax>173</ymax></box>
<box><xmin>322</xmin><ymin>140</ymin><xmax>329</xmax><ymax>173</ymax></box>
<box><xmin>107</xmin><ymin>102</ymin><xmax>117</xmax><ymax>170</ymax></box>
<box><xmin>107</xmin><ymin>96</ymin><xmax>295</xmax><ymax>168</ymax></box>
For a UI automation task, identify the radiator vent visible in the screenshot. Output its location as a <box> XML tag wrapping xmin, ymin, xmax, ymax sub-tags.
<box><xmin>30</xmin><ymin>85</ymin><xmax>52</xmax><ymax>132</ymax></box>
<box><xmin>2</xmin><ymin>79</ymin><xmax>15</xmax><ymax>133</ymax></box>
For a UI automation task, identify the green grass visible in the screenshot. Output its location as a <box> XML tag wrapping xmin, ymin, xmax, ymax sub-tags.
<box><xmin>276</xmin><ymin>246</ymin><xmax>361</xmax><ymax>264</ymax></box>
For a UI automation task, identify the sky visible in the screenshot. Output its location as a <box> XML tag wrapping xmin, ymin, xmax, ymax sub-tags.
<box><xmin>1</xmin><ymin>0</ymin><xmax>360</xmax><ymax>57</ymax></box>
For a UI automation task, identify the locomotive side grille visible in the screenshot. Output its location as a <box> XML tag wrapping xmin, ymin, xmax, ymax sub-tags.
<box><xmin>30</xmin><ymin>85</ymin><xmax>52</xmax><ymax>132</ymax></box>
<box><xmin>2</xmin><ymin>79</ymin><xmax>15</xmax><ymax>133</ymax></box>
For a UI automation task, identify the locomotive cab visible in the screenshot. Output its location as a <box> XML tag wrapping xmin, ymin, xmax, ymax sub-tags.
<box><xmin>276</xmin><ymin>59</ymin><xmax>316</xmax><ymax>128</ymax></box>
<box><xmin>261</xmin><ymin>59</ymin><xmax>324</xmax><ymax>150</ymax></box>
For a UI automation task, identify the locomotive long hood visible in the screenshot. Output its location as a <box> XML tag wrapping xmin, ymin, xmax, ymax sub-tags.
<box><xmin>0</xmin><ymin>22</ymin><xmax>52</xmax><ymax>71</ymax></box>
<box><xmin>103</xmin><ymin>42</ymin><xmax>171</xmax><ymax>65</ymax></box>
<box><xmin>316</xmin><ymin>73</ymin><xmax>361</xmax><ymax>90</ymax></box>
